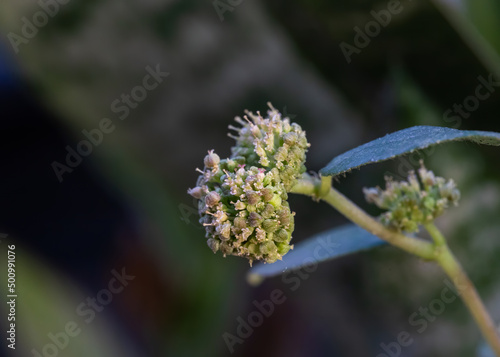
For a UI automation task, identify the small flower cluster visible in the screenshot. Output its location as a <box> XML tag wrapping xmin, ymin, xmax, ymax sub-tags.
<box><xmin>229</xmin><ymin>103</ymin><xmax>309</xmax><ymax>191</ymax></box>
<box><xmin>363</xmin><ymin>162</ymin><xmax>460</xmax><ymax>232</ymax></box>
<box><xmin>188</xmin><ymin>104</ymin><xmax>309</xmax><ymax>264</ymax></box>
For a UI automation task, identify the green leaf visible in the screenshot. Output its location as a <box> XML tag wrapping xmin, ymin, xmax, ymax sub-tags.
<box><xmin>247</xmin><ymin>224</ymin><xmax>385</xmax><ymax>284</ymax></box>
<box><xmin>319</xmin><ymin>126</ymin><xmax>500</xmax><ymax>177</ymax></box>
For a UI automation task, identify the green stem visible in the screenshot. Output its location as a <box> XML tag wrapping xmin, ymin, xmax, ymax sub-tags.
<box><xmin>425</xmin><ymin>223</ymin><xmax>500</xmax><ymax>357</ymax></box>
<box><xmin>291</xmin><ymin>175</ymin><xmax>435</xmax><ymax>260</ymax></box>
<box><xmin>424</xmin><ymin>222</ymin><xmax>447</xmax><ymax>247</ymax></box>
<box><xmin>291</xmin><ymin>174</ymin><xmax>500</xmax><ymax>355</ymax></box>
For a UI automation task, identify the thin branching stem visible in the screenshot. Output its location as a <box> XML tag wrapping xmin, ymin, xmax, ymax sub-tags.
<box><xmin>291</xmin><ymin>174</ymin><xmax>435</xmax><ymax>260</ymax></box>
<box><xmin>426</xmin><ymin>223</ymin><xmax>500</xmax><ymax>356</ymax></box>
<box><xmin>291</xmin><ymin>174</ymin><xmax>500</xmax><ymax>356</ymax></box>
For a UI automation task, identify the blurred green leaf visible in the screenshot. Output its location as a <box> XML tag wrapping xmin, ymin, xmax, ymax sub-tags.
<box><xmin>319</xmin><ymin>126</ymin><xmax>500</xmax><ymax>177</ymax></box>
<box><xmin>247</xmin><ymin>224</ymin><xmax>385</xmax><ymax>283</ymax></box>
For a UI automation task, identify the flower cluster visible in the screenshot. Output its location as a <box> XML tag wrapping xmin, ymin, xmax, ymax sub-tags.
<box><xmin>229</xmin><ymin>103</ymin><xmax>309</xmax><ymax>191</ymax></box>
<box><xmin>363</xmin><ymin>162</ymin><xmax>460</xmax><ymax>232</ymax></box>
<box><xmin>188</xmin><ymin>104</ymin><xmax>309</xmax><ymax>264</ymax></box>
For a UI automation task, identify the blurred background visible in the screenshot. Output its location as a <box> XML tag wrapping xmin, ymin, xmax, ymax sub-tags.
<box><xmin>0</xmin><ymin>0</ymin><xmax>499</xmax><ymax>356</ymax></box>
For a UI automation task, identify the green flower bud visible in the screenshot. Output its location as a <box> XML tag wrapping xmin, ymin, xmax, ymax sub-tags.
<box><xmin>261</xmin><ymin>204</ymin><xmax>275</xmax><ymax>219</ymax></box>
<box><xmin>277</xmin><ymin>207</ymin><xmax>292</xmax><ymax>226</ymax></box>
<box><xmin>275</xmin><ymin>228</ymin><xmax>290</xmax><ymax>243</ymax></box>
<box><xmin>246</xmin><ymin>243</ymin><xmax>259</xmax><ymax>255</ymax></box>
<box><xmin>220</xmin><ymin>242</ymin><xmax>234</xmax><ymax>255</ymax></box>
<box><xmin>234</xmin><ymin>200</ymin><xmax>246</xmax><ymax>211</ymax></box>
<box><xmin>234</xmin><ymin>216</ymin><xmax>247</xmax><ymax>229</ymax></box>
<box><xmin>255</xmin><ymin>227</ymin><xmax>266</xmax><ymax>241</ymax></box>
<box><xmin>220</xmin><ymin>158</ymin><xmax>238</xmax><ymax>172</ymax></box>
<box><xmin>423</xmin><ymin>196</ymin><xmax>436</xmax><ymax>211</ymax></box>
<box><xmin>217</xmin><ymin>222</ymin><xmax>231</xmax><ymax>240</ymax></box>
<box><xmin>248</xmin><ymin>212</ymin><xmax>263</xmax><ymax>227</ymax></box>
<box><xmin>205</xmin><ymin>191</ymin><xmax>221</xmax><ymax>207</ymax></box>
<box><xmin>261</xmin><ymin>187</ymin><xmax>274</xmax><ymax>202</ymax></box>
<box><xmin>187</xmin><ymin>186</ymin><xmax>203</xmax><ymax>199</ymax></box>
<box><xmin>263</xmin><ymin>219</ymin><xmax>279</xmax><ymax>233</ymax></box>
<box><xmin>277</xmin><ymin>242</ymin><xmax>292</xmax><ymax>255</ymax></box>
<box><xmin>283</xmin><ymin>132</ymin><xmax>298</xmax><ymax>146</ymax></box>
<box><xmin>259</xmin><ymin>241</ymin><xmax>277</xmax><ymax>255</ymax></box>
<box><xmin>204</xmin><ymin>150</ymin><xmax>220</xmax><ymax>168</ymax></box>
<box><xmin>269</xmin><ymin>194</ymin><xmax>282</xmax><ymax>208</ymax></box>
<box><xmin>364</xmin><ymin>161</ymin><xmax>460</xmax><ymax>232</ymax></box>
<box><xmin>246</xmin><ymin>191</ymin><xmax>260</xmax><ymax>205</ymax></box>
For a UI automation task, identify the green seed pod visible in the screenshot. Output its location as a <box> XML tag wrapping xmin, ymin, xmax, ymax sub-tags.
<box><xmin>259</xmin><ymin>241</ymin><xmax>277</xmax><ymax>255</ymax></box>
<box><xmin>263</xmin><ymin>219</ymin><xmax>279</xmax><ymax>233</ymax></box>
<box><xmin>275</xmin><ymin>228</ymin><xmax>290</xmax><ymax>243</ymax></box>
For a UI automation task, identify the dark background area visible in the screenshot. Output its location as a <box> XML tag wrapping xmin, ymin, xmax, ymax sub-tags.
<box><xmin>0</xmin><ymin>1</ymin><xmax>499</xmax><ymax>356</ymax></box>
